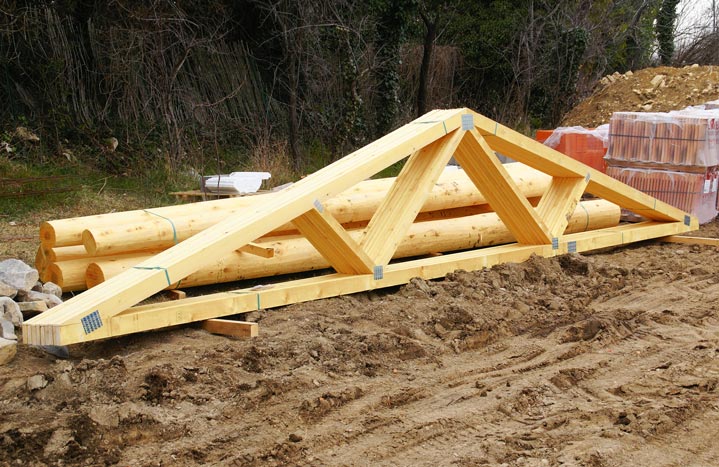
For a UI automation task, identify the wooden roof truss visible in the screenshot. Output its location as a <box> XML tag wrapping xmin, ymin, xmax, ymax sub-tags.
<box><xmin>23</xmin><ymin>108</ymin><xmax>696</xmax><ymax>346</ymax></box>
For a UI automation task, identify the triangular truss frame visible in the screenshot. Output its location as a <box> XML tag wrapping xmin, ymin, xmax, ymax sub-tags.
<box><xmin>24</xmin><ymin>109</ymin><xmax>697</xmax><ymax>346</ymax></box>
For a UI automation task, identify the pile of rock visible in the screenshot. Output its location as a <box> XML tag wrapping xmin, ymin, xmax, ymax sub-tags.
<box><xmin>0</xmin><ymin>258</ymin><xmax>64</xmax><ymax>365</ymax></box>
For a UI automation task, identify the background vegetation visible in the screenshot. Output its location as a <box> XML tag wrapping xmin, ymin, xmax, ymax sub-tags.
<box><xmin>0</xmin><ymin>0</ymin><xmax>705</xmax><ymax>188</ymax></box>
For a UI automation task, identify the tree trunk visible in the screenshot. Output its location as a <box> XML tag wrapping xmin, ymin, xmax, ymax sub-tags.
<box><xmin>417</xmin><ymin>12</ymin><xmax>437</xmax><ymax>117</ymax></box>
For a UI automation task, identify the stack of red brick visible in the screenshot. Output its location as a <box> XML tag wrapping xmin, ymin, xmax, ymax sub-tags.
<box><xmin>604</xmin><ymin>110</ymin><xmax>719</xmax><ymax>224</ymax></box>
<box><xmin>535</xmin><ymin>126</ymin><xmax>608</xmax><ymax>173</ymax></box>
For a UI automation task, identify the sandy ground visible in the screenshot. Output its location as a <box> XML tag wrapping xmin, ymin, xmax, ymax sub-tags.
<box><xmin>1</xmin><ymin>220</ymin><xmax>718</xmax><ymax>467</ymax></box>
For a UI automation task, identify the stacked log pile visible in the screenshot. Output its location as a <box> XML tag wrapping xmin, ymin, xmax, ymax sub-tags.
<box><xmin>35</xmin><ymin>163</ymin><xmax>619</xmax><ymax>293</ymax></box>
<box><xmin>605</xmin><ymin>109</ymin><xmax>719</xmax><ymax>223</ymax></box>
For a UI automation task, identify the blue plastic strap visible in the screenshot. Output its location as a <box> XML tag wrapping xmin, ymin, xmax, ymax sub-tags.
<box><xmin>144</xmin><ymin>210</ymin><xmax>178</xmax><ymax>245</ymax></box>
<box><xmin>133</xmin><ymin>266</ymin><xmax>172</xmax><ymax>286</ymax></box>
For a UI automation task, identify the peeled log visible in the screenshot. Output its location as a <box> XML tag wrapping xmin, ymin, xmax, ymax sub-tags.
<box><xmin>86</xmin><ymin>199</ymin><xmax>619</xmax><ymax>289</ymax></box>
<box><xmin>82</xmin><ymin>163</ymin><xmax>551</xmax><ymax>256</ymax></box>
<box><xmin>50</xmin><ymin>253</ymin><xmax>158</xmax><ymax>292</ymax></box>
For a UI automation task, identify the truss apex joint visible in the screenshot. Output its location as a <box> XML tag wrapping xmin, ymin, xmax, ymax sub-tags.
<box><xmin>461</xmin><ymin>114</ymin><xmax>474</xmax><ymax>131</ymax></box>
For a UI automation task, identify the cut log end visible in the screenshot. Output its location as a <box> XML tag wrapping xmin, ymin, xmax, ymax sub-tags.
<box><xmin>39</xmin><ymin>222</ymin><xmax>57</xmax><ymax>247</ymax></box>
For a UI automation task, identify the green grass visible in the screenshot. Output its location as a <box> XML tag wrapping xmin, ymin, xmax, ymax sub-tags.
<box><xmin>0</xmin><ymin>156</ymin><xmax>199</xmax><ymax>218</ymax></box>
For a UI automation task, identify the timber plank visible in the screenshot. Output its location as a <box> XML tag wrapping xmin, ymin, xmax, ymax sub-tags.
<box><xmin>658</xmin><ymin>235</ymin><xmax>719</xmax><ymax>246</ymax></box>
<box><xmin>238</xmin><ymin>242</ymin><xmax>275</xmax><ymax>258</ymax></box>
<box><xmin>201</xmin><ymin>319</ymin><xmax>258</xmax><ymax>338</ymax></box>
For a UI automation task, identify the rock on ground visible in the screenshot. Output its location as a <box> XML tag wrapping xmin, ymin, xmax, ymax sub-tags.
<box><xmin>0</xmin><ymin>280</ymin><xmax>17</xmax><ymax>299</ymax></box>
<box><xmin>0</xmin><ymin>337</ymin><xmax>17</xmax><ymax>365</ymax></box>
<box><xmin>27</xmin><ymin>374</ymin><xmax>48</xmax><ymax>391</ymax></box>
<box><xmin>0</xmin><ymin>259</ymin><xmax>39</xmax><ymax>292</ymax></box>
<box><xmin>18</xmin><ymin>301</ymin><xmax>47</xmax><ymax>314</ymax></box>
<box><xmin>0</xmin><ymin>297</ymin><xmax>23</xmax><ymax>326</ymax></box>
<box><xmin>41</xmin><ymin>282</ymin><xmax>63</xmax><ymax>298</ymax></box>
<box><xmin>0</xmin><ymin>318</ymin><xmax>16</xmax><ymax>340</ymax></box>
<box><xmin>17</xmin><ymin>290</ymin><xmax>62</xmax><ymax>309</ymax></box>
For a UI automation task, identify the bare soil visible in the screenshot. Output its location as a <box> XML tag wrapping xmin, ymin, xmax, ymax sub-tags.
<box><xmin>2</xmin><ymin>219</ymin><xmax>719</xmax><ymax>466</ymax></box>
<box><xmin>563</xmin><ymin>65</ymin><xmax>719</xmax><ymax>127</ymax></box>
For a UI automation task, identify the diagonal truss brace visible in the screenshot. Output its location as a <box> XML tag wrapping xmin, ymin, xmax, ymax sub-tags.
<box><xmin>361</xmin><ymin>128</ymin><xmax>465</xmax><ymax>265</ymax></box>
<box><xmin>292</xmin><ymin>202</ymin><xmax>374</xmax><ymax>274</ymax></box>
<box><xmin>454</xmin><ymin>127</ymin><xmax>552</xmax><ymax>244</ymax></box>
<box><xmin>536</xmin><ymin>175</ymin><xmax>590</xmax><ymax>238</ymax></box>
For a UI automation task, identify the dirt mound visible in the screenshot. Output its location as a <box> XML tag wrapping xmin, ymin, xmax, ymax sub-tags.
<box><xmin>3</xmin><ymin>223</ymin><xmax>719</xmax><ymax>465</ymax></box>
<box><xmin>562</xmin><ymin>65</ymin><xmax>719</xmax><ymax>127</ymax></box>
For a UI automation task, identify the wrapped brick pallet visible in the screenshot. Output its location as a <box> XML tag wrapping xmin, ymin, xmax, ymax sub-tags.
<box><xmin>604</xmin><ymin>109</ymin><xmax>719</xmax><ymax>224</ymax></box>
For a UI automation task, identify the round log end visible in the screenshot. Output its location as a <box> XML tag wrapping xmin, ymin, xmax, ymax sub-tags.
<box><xmin>39</xmin><ymin>222</ymin><xmax>56</xmax><ymax>247</ymax></box>
<box><xmin>85</xmin><ymin>263</ymin><xmax>105</xmax><ymax>288</ymax></box>
<box><xmin>82</xmin><ymin>229</ymin><xmax>99</xmax><ymax>256</ymax></box>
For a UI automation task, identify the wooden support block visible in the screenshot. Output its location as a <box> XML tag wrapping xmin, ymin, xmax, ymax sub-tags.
<box><xmin>536</xmin><ymin>176</ymin><xmax>589</xmax><ymax>237</ymax></box>
<box><xmin>292</xmin><ymin>205</ymin><xmax>374</xmax><ymax>274</ymax></box>
<box><xmin>166</xmin><ymin>289</ymin><xmax>186</xmax><ymax>300</ymax></box>
<box><xmin>361</xmin><ymin>128</ymin><xmax>465</xmax><ymax>265</ymax></box>
<box><xmin>238</xmin><ymin>242</ymin><xmax>275</xmax><ymax>258</ymax></box>
<box><xmin>201</xmin><ymin>319</ymin><xmax>258</xmax><ymax>338</ymax></box>
<box><xmin>658</xmin><ymin>236</ymin><xmax>719</xmax><ymax>247</ymax></box>
<box><xmin>454</xmin><ymin>128</ymin><xmax>551</xmax><ymax>244</ymax></box>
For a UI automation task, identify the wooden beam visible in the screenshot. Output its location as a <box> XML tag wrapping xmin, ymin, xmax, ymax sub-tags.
<box><xmin>238</xmin><ymin>242</ymin><xmax>275</xmax><ymax>258</ymax></box>
<box><xmin>201</xmin><ymin>319</ymin><xmax>258</xmax><ymax>338</ymax></box>
<box><xmin>536</xmin><ymin>176</ymin><xmax>589</xmax><ymax>238</ymax></box>
<box><xmin>292</xmin><ymin>204</ymin><xmax>374</xmax><ymax>274</ymax></box>
<box><xmin>360</xmin><ymin>129</ymin><xmax>465</xmax><ymax>265</ymax></box>
<box><xmin>454</xmin><ymin>128</ymin><xmax>552</xmax><ymax>244</ymax></box>
<box><xmin>166</xmin><ymin>289</ymin><xmax>186</xmax><ymax>300</ymax></box>
<box><xmin>35</xmin><ymin>220</ymin><xmax>692</xmax><ymax>345</ymax></box>
<box><xmin>658</xmin><ymin>235</ymin><xmax>719</xmax><ymax>246</ymax></box>
<box><xmin>468</xmin><ymin>110</ymin><xmax>691</xmax><ymax>224</ymax></box>
<box><xmin>23</xmin><ymin>109</ymin><xmax>468</xmax><ymax>346</ymax></box>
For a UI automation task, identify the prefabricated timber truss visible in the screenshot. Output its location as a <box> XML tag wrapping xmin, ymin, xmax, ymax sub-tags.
<box><xmin>23</xmin><ymin>108</ymin><xmax>698</xmax><ymax>346</ymax></box>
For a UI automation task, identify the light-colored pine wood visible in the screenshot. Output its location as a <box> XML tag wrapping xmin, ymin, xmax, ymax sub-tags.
<box><xmin>67</xmin><ymin>163</ymin><xmax>551</xmax><ymax>255</ymax></box>
<box><xmin>86</xmin><ymin>199</ymin><xmax>619</xmax><ymax>289</ymax></box>
<box><xmin>292</xmin><ymin>205</ymin><xmax>374</xmax><ymax>274</ymax></box>
<box><xmin>23</xmin><ymin>108</ymin><xmax>699</xmax><ymax>346</ymax></box>
<box><xmin>536</xmin><ymin>176</ymin><xmax>589</xmax><ymax>237</ymax></box>
<box><xmin>201</xmin><ymin>319</ymin><xmax>258</xmax><ymax>338</ymax></box>
<box><xmin>361</xmin><ymin>129</ymin><xmax>465</xmax><ymax>265</ymax></box>
<box><xmin>658</xmin><ymin>235</ymin><xmax>719</xmax><ymax>246</ymax></box>
<box><xmin>468</xmin><ymin>110</ymin><xmax>692</xmax><ymax>224</ymax></box>
<box><xmin>166</xmin><ymin>289</ymin><xmax>187</xmax><ymax>300</ymax></box>
<box><xmin>35</xmin><ymin>247</ymin><xmax>48</xmax><ymax>280</ymax></box>
<box><xmin>45</xmin><ymin>220</ymin><xmax>692</xmax><ymax>344</ymax></box>
<box><xmin>454</xmin><ymin>128</ymin><xmax>551</xmax><ymax>244</ymax></box>
<box><xmin>24</xmin><ymin>109</ymin><xmax>467</xmax><ymax>345</ymax></box>
<box><xmin>45</xmin><ymin>245</ymin><xmax>89</xmax><ymax>262</ymax></box>
<box><xmin>238</xmin><ymin>242</ymin><xmax>275</xmax><ymax>258</ymax></box>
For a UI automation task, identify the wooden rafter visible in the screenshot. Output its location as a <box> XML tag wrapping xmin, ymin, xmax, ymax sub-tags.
<box><xmin>469</xmin><ymin>110</ymin><xmax>688</xmax><ymax>222</ymax></box>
